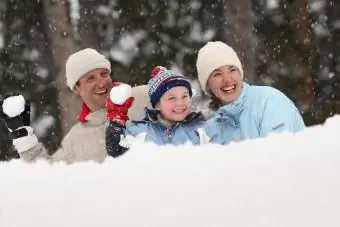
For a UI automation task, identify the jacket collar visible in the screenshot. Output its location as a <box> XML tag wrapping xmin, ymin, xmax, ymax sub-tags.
<box><xmin>84</xmin><ymin>108</ymin><xmax>107</xmax><ymax>126</ymax></box>
<box><xmin>135</xmin><ymin>108</ymin><xmax>204</xmax><ymax>126</ymax></box>
<box><xmin>77</xmin><ymin>102</ymin><xmax>91</xmax><ymax>122</ymax></box>
<box><xmin>214</xmin><ymin>82</ymin><xmax>249</xmax><ymax>125</ymax></box>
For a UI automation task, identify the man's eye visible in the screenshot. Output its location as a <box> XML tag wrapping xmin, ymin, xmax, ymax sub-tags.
<box><xmin>86</xmin><ymin>76</ymin><xmax>95</xmax><ymax>82</ymax></box>
<box><xmin>102</xmin><ymin>71</ymin><xmax>109</xmax><ymax>77</ymax></box>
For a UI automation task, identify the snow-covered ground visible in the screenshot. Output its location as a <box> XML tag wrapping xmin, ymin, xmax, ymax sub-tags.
<box><xmin>1</xmin><ymin>116</ymin><xmax>340</xmax><ymax>227</ymax></box>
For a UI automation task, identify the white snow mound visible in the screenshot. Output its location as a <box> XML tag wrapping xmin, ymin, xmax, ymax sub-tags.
<box><xmin>1</xmin><ymin>115</ymin><xmax>340</xmax><ymax>227</ymax></box>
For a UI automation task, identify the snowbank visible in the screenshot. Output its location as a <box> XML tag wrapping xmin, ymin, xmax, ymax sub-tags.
<box><xmin>1</xmin><ymin>116</ymin><xmax>340</xmax><ymax>227</ymax></box>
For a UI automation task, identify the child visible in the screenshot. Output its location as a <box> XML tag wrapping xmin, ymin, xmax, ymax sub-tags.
<box><xmin>105</xmin><ymin>66</ymin><xmax>207</xmax><ymax>157</ymax></box>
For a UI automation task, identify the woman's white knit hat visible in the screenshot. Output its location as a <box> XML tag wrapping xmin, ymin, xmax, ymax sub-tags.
<box><xmin>65</xmin><ymin>48</ymin><xmax>111</xmax><ymax>90</ymax></box>
<box><xmin>196</xmin><ymin>41</ymin><xmax>243</xmax><ymax>94</ymax></box>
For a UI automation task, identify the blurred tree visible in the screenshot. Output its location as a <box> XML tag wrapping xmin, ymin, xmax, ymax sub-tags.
<box><xmin>78</xmin><ymin>0</ymin><xmax>106</xmax><ymax>48</ymax></box>
<box><xmin>0</xmin><ymin>0</ymin><xmax>61</xmax><ymax>156</ymax></box>
<box><xmin>285</xmin><ymin>0</ymin><xmax>316</xmax><ymax>121</ymax></box>
<box><xmin>221</xmin><ymin>0</ymin><xmax>256</xmax><ymax>83</ymax></box>
<box><xmin>304</xmin><ymin>0</ymin><xmax>340</xmax><ymax>124</ymax></box>
<box><xmin>253</xmin><ymin>0</ymin><xmax>318</xmax><ymax>125</ymax></box>
<box><xmin>83</xmin><ymin>0</ymin><xmax>219</xmax><ymax>85</ymax></box>
<box><xmin>42</xmin><ymin>0</ymin><xmax>80</xmax><ymax>137</ymax></box>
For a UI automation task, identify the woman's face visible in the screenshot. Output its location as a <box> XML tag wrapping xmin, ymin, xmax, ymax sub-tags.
<box><xmin>206</xmin><ymin>65</ymin><xmax>243</xmax><ymax>104</ymax></box>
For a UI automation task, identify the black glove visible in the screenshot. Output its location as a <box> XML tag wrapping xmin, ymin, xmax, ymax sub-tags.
<box><xmin>0</xmin><ymin>95</ymin><xmax>38</xmax><ymax>153</ymax></box>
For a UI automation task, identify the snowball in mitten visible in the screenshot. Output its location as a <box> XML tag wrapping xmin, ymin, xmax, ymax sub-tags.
<box><xmin>109</xmin><ymin>83</ymin><xmax>132</xmax><ymax>105</ymax></box>
<box><xmin>106</xmin><ymin>83</ymin><xmax>135</xmax><ymax>125</ymax></box>
<box><xmin>0</xmin><ymin>95</ymin><xmax>38</xmax><ymax>153</ymax></box>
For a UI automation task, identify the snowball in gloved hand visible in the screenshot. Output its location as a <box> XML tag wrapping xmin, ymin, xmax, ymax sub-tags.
<box><xmin>109</xmin><ymin>84</ymin><xmax>132</xmax><ymax>105</ymax></box>
<box><xmin>2</xmin><ymin>95</ymin><xmax>26</xmax><ymax>118</ymax></box>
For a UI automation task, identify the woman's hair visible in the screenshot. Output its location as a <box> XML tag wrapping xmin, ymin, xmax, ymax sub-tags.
<box><xmin>208</xmin><ymin>93</ymin><xmax>223</xmax><ymax>111</ymax></box>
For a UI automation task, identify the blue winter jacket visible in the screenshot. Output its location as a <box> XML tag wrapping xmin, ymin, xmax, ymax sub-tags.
<box><xmin>125</xmin><ymin>109</ymin><xmax>206</xmax><ymax>145</ymax></box>
<box><xmin>106</xmin><ymin>109</ymin><xmax>207</xmax><ymax>158</ymax></box>
<box><xmin>204</xmin><ymin>83</ymin><xmax>306</xmax><ymax>144</ymax></box>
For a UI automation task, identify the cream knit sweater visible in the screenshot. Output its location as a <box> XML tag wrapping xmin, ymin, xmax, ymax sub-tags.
<box><xmin>20</xmin><ymin>85</ymin><xmax>150</xmax><ymax>164</ymax></box>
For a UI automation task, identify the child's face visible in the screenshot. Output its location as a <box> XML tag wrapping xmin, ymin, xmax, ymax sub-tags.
<box><xmin>156</xmin><ymin>86</ymin><xmax>191</xmax><ymax>123</ymax></box>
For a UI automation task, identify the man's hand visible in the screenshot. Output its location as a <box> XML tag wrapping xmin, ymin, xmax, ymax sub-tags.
<box><xmin>0</xmin><ymin>95</ymin><xmax>38</xmax><ymax>153</ymax></box>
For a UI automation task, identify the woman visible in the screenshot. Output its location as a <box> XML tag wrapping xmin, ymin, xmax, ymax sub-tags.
<box><xmin>196</xmin><ymin>41</ymin><xmax>305</xmax><ymax>144</ymax></box>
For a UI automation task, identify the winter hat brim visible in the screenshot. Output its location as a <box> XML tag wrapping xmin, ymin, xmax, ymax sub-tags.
<box><xmin>196</xmin><ymin>41</ymin><xmax>243</xmax><ymax>95</ymax></box>
<box><xmin>150</xmin><ymin>77</ymin><xmax>192</xmax><ymax>108</ymax></box>
<box><xmin>66</xmin><ymin>48</ymin><xmax>111</xmax><ymax>90</ymax></box>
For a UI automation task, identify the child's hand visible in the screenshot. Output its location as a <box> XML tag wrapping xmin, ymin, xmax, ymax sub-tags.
<box><xmin>106</xmin><ymin>82</ymin><xmax>135</xmax><ymax>125</ymax></box>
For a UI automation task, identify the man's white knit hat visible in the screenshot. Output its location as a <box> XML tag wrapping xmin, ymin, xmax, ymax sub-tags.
<box><xmin>65</xmin><ymin>48</ymin><xmax>111</xmax><ymax>90</ymax></box>
<box><xmin>196</xmin><ymin>41</ymin><xmax>243</xmax><ymax>94</ymax></box>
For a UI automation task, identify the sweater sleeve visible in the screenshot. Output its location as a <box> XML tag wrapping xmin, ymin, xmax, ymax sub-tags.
<box><xmin>260</xmin><ymin>89</ymin><xmax>306</xmax><ymax>136</ymax></box>
<box><xmin>19</xmin><ymin>142</ymin><xmax>50</xmax><ymax>162</ymax></box>
<box><xmin>105</xmin><ymin>121</ymin><xmax>129</xmax><ymax>158</ymax></box>
<box><xmin>19</xmin><ymin>138</ymin><xmax>72</xmax><ymax>163</ymax></box>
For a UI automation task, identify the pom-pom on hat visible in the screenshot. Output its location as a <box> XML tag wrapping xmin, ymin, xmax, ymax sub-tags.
<box><xmin>148</xmin><ymin>66</ymin><xmax>192</xmax><ymax>108</ymax></box>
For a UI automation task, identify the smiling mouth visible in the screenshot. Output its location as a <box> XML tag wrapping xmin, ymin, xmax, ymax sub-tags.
<box><xmin>173</xmin><ymin>108</ymin><xmax>187</xmax><ymax>114</ymax></box>
<box><xmin>95</xmin><ymin>89</ymin><xmax>108</xmax><ymax>95</ymax></box>
<box><xmin>221</xmin><ymin>84</ymin><xmax>236</xmax><ymax>93</ymax></box>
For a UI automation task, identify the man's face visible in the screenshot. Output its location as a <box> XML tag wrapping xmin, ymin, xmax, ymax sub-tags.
<box><xmin>73</xmin><ymin>68</ymin><xmax>113</xmax><ymax>111</ymax></box>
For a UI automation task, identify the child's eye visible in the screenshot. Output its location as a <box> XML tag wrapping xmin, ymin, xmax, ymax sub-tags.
<box><xmin>168</xmin><ymin>97</ymin><xmax>176</xmax><ymax>100</ymax></box>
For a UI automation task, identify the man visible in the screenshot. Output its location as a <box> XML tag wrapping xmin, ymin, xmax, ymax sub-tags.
<box><xmin>0</xmin><ymin>48</ymin><xmax>150</xmax><ymax>164</ymax></box>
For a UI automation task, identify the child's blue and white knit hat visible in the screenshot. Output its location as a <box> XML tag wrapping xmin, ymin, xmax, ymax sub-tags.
<box><xmin>148</xmin><ymin>66</ymin><xmax>192</xmax><ymax>108</ymax></box>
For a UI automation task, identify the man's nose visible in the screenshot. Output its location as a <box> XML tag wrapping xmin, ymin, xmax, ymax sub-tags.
<box><xmin>96</xmin><ymin>75</ymin><xmax>107</xmax><ymax>87</ymax></box>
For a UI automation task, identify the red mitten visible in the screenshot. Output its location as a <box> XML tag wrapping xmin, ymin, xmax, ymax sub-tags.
<box><xmin>106</xmin><ymin>83</ymin><xmax>135</xmax><ymax>125</ymax></box>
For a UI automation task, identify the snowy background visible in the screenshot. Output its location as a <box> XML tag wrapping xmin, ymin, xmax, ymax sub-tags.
<box><xmin>1</xmin><ymin>115</ymin><xmax>340</xmax><ymax>227</ymax></box>
<box><xmin>0</xmin><ymin>1</ymin><xmax>339</xmax><ymax>223</ymax></box>
<box><xmin>1</xmin><ymin>0</ymin><xmax>339</xmax><ymax>156</ymax></box>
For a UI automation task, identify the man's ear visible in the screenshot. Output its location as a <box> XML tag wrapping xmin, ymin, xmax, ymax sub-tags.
<box><xmin>73</xmin><ymin>85</ymin><xmax>81</xmax><ymax>95</ymax></box>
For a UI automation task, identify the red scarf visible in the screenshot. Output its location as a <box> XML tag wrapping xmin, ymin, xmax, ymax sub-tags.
<box><xmin>76</xmin><ymin>82</ymin><xmax>119</xmax><ymax>122</ymax></box>
<box><xmin>76</xmin><ymin>102</ymin><xmax>91</xmax><ymax>122</ymax></box>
